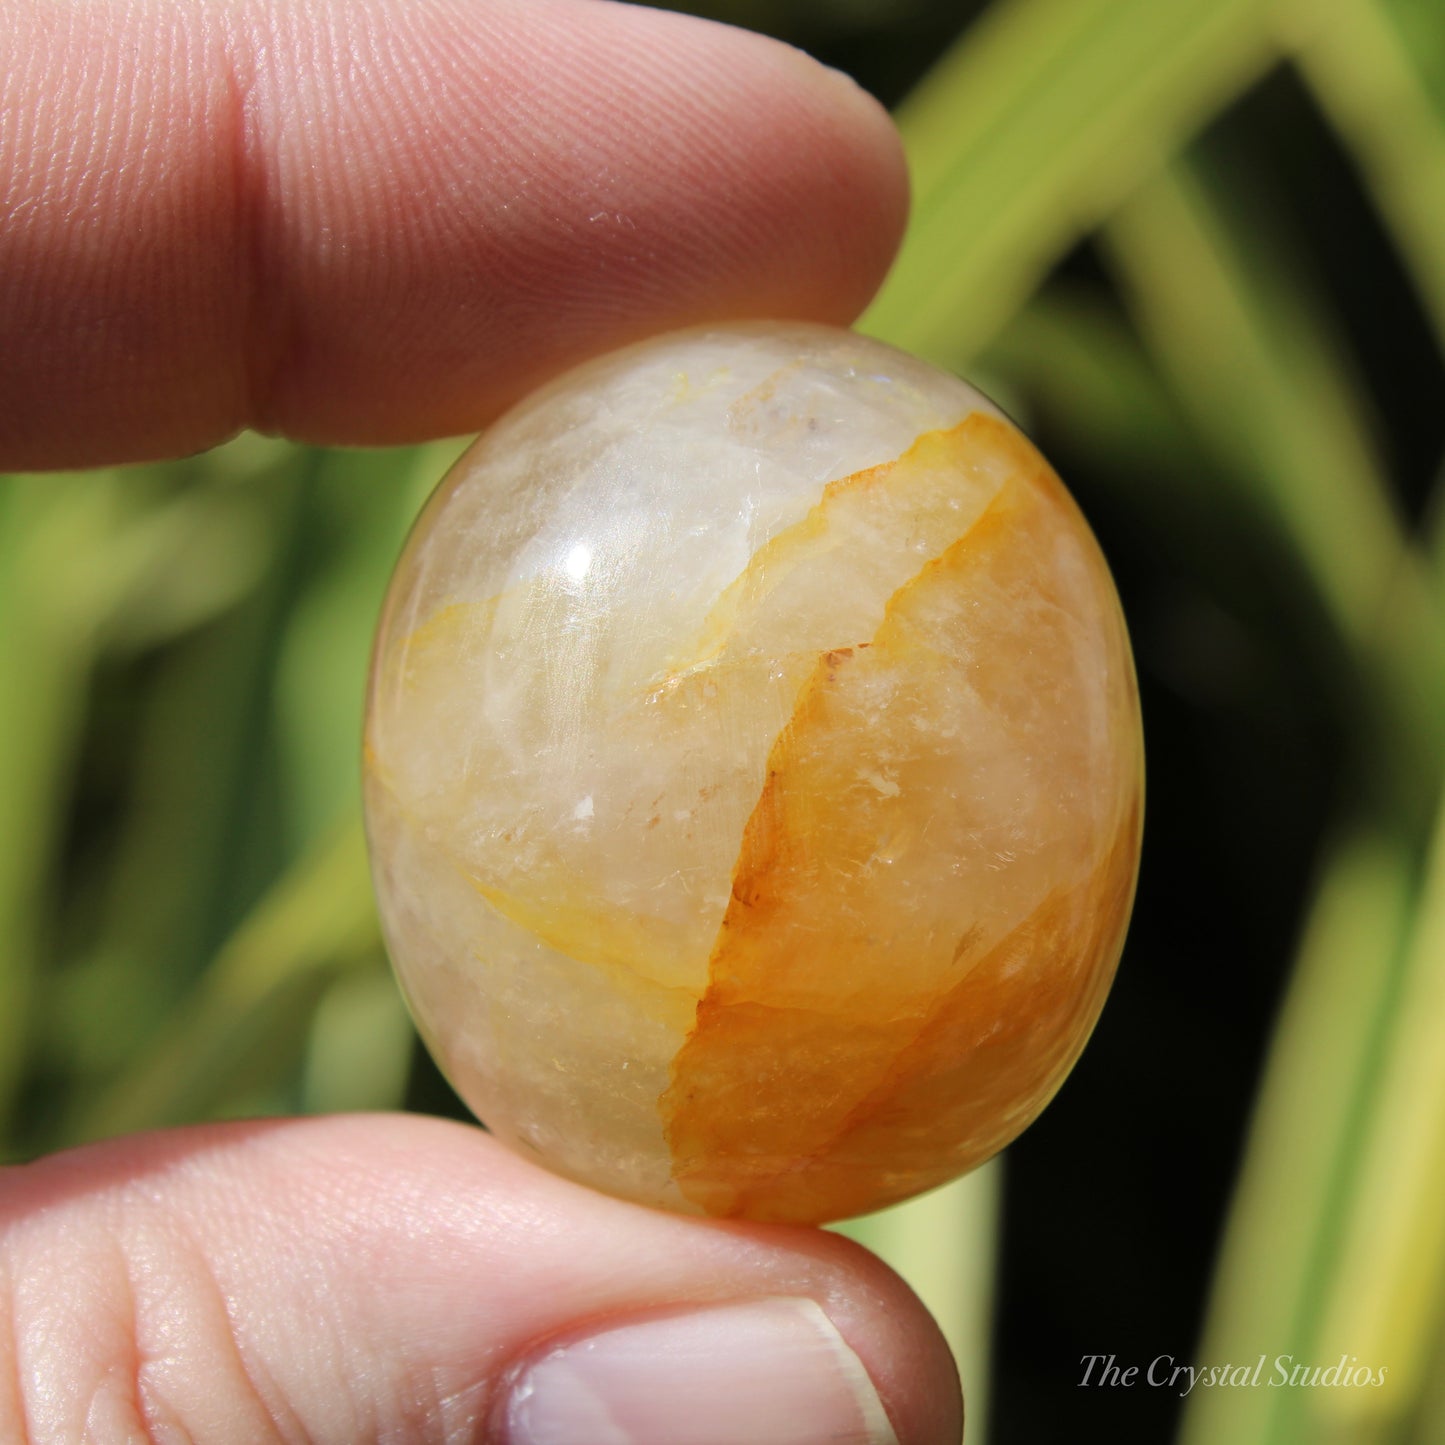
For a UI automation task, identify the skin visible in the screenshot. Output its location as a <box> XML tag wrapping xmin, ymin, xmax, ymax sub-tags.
<box><xmin>0</xmin><ymin>0</ymin><xmax>963</xmax><ymax>1441</ymax></box>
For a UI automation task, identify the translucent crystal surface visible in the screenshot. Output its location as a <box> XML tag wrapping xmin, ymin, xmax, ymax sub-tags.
<box><xmin>364</xmin><ymin>321</ymin><xmax>1143</xmax><ymax>1224</ymax></box>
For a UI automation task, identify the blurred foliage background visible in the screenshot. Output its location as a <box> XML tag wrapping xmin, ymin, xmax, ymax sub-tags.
<box><xmin>3</xmin><ymin>0</ymin><xmax>1444</xmax><ymax>1440</ymax></box>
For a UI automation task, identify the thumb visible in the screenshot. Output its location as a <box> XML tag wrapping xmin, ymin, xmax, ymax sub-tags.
<box><xmin>2</xmin><ymin>1113</ymin><xmax>961</xmax><ymax>1444</ymax></box>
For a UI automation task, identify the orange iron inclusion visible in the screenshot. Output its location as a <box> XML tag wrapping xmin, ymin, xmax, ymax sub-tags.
<box><xmin>363</xmin><ymin>321</ymin><xmax>1144</xmax><ymax>1225</ymax></box>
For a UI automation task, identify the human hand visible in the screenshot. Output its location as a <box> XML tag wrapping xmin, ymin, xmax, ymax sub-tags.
<box><xmin>0</xmin><ymin>2</ymin><xmax>962</xmax><ymax>1441</ymax></box>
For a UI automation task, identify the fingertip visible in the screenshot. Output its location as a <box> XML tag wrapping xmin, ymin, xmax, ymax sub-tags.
<box><xmin>775</xmin><ymin>1221</ymin><xmax>964</xmax><ymax>1445</ymax></box>
<box><xmin>0</xmin><ymin>0</ymin><xmax>911</xmax><ymax>465</ymax></box>
<box><xmin>244</xmin><ymin>0</ymin><xmax>914</xmax><ymax>448</ymax></box>
<box><xmin>368</xmin><ymin>1117</ymin><xmax>962</xmax><ymax>1445</ymax></box>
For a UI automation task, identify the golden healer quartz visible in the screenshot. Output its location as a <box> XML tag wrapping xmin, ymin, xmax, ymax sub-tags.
<box><xmin>363</xmin><ymin>321</ymin><xmax>1144</xmax><ymax>1225</ymax></box>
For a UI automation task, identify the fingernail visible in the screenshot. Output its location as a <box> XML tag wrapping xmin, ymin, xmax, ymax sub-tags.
<box><xmin>502</xmin><ymin>1296</ymin><xmax>900</xmax><ymax>1445</ymax></box>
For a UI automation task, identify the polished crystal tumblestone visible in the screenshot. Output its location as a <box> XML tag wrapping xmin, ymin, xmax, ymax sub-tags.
<box><xmin>363</xmin><ymin>321</ymin><xmax>1143</xmax><ymax>1224</ymax></box>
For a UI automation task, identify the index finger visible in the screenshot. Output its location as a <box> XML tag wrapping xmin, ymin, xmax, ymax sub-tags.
<box><xmin>0</xmin><ymin>0</ymin><xmax>908</xmax><ymax>469</ymax></box>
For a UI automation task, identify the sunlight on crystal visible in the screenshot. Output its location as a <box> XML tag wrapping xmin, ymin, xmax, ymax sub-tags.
<box><xmin>562</xmin><ymin>542</ymin><xmax>592</xmax><ymax>582</ymax></box>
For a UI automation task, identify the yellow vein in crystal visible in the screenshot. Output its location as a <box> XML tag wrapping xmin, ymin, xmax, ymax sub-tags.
<box><xmin>660</xmin><ymin>461</ymin><xmax>1040</xmax><ymax>1203</ymax></box>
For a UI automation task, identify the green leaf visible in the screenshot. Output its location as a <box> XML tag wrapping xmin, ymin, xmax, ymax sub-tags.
<box><xmin>1178</xmin><ymin>824</ymin><xmax>1414</xmax><ymax>1445</ymax></box>
<box><xmin>0</xmin><ymin>479</ymin><xmax>111</xmax><ymax>1133</ymax></box>
<box><xmin>1104</xmin><ymin>154</ymin><xmax>1445</xmax><ymax>827</ymax></box>
<box><xmin>65</xmin><ymin>821</ymin><xmax>379</xmax><ymax>1144</ymax></box>
<box><xmin>1310</xmin><ymin>785</ymin><xmax>1445</xmax><ymax>1436</ymax></box>
<box><xmin>302</xmin><ymin>967</ymin><xmax>414</xmax><ymax>1115</ymax></box>
<box><xmin>0</xmin><ymin>471</ymin><xmax>233</xmax><ymax>1136</ymax></box>
<box><xmin>1292</xmin><ymin>0</ymin><xmax>1445</xmax><ymax>354</ymax></box>
<box><xmin>273</xmin><ymin>440</ymin><xmax>458</xmax><ymax>850</ymax></box>
<box><xmin>862</xmin><ymin>0</ymin><xmax>1278</xmax><ymax>364</ymax></box>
